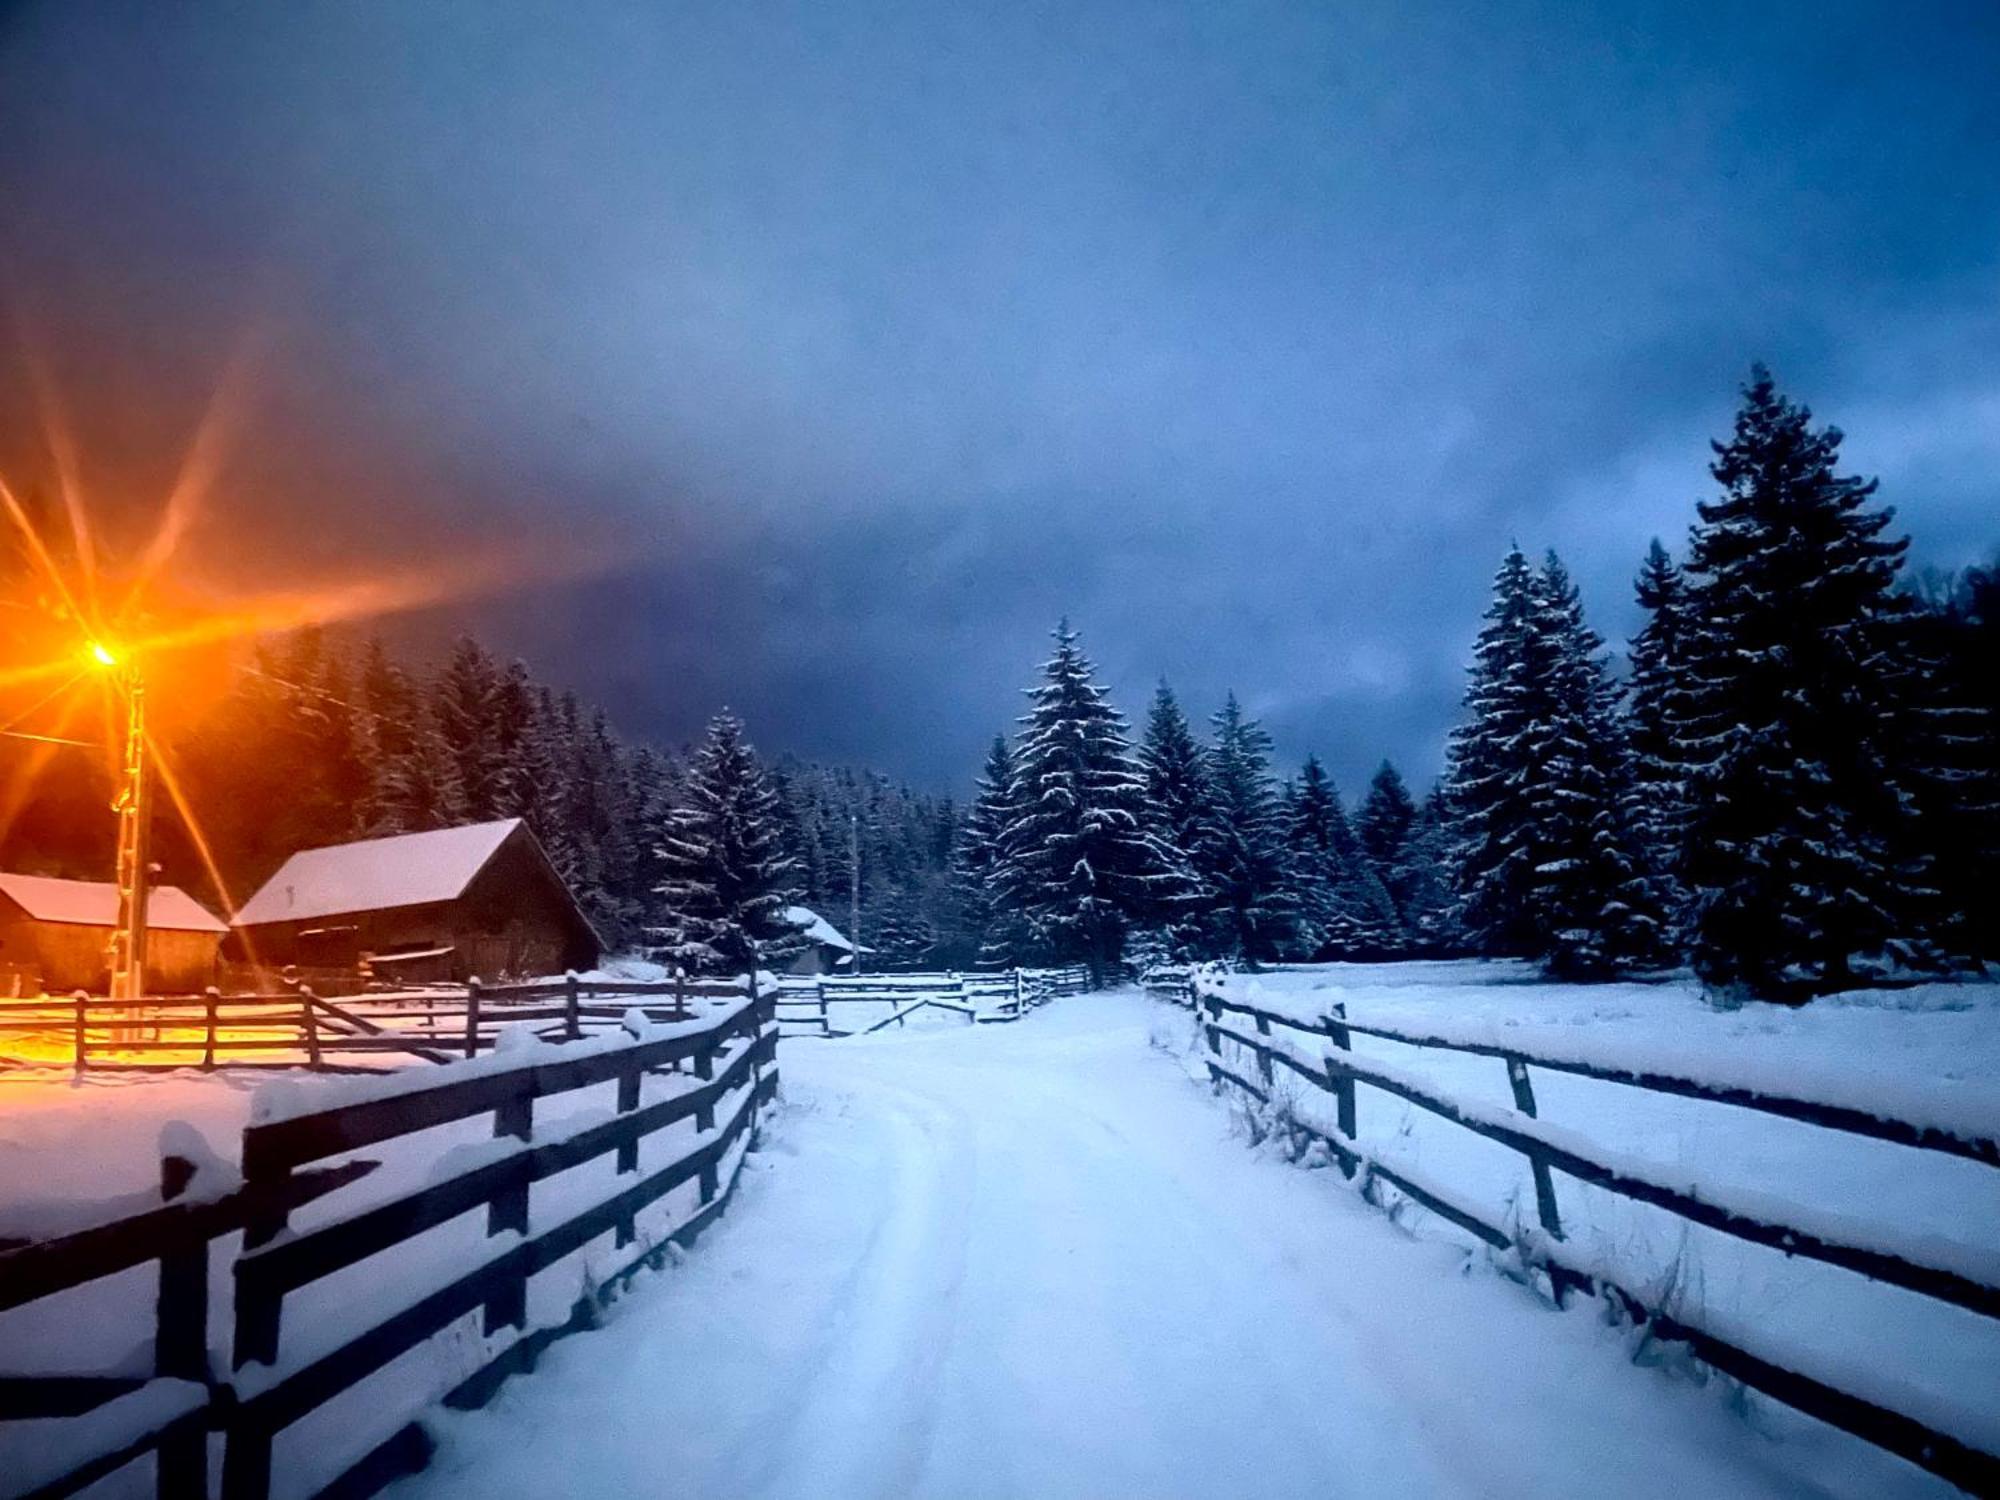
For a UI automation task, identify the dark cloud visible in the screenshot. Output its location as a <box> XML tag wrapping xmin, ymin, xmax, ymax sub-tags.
<box><xmin>2</xmin><ymin>0</ymin><xmax>1995</xmax><ymax>792</ymax></box>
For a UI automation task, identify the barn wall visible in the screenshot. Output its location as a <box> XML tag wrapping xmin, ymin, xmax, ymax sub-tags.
<box><xmin>0</xmin><ymin>918</ymin><xmax>218</xmax><ymax>994</ymax></box>
<box><xmin>457</xmin><ymin>836</ymin><xmax>599</xmax><ymax>978</ymax></box>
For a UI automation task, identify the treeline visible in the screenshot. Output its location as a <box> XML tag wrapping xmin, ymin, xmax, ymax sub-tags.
<box><xmin>1445</xmin><ymin>369</ymin><xmax>1996</xmax><ymax>999</ymax></box>
<box><xmin>142</xmin><ymin>635</ymin><xmax>962</xmax><ymax>960</ymax></box>
<box><xmin>944</xmin><ymin>367</ymin><xmax>1997</xmax><ymax>1000</ymax></box>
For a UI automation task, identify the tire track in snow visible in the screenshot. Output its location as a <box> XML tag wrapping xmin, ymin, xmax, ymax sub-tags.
<box><xmin>726</xmin><ymin>1080</ymin><xmax>977</xmax><ymax>1500</ymax></box>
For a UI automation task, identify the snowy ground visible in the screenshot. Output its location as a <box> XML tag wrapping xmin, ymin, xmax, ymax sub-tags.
<box><xmin>1212</xmin><ymin>961</ymin><xmax>2000</xmax><ymax>1461</ymax></box>
<box><xmin>394</xmin><ymin>986</ymin><xmax>1960</xmax><ymax>1500</ymax></box>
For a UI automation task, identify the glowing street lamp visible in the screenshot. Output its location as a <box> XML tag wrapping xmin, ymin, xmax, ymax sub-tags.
<box><xmin>86</xmin><ymin>639</ymin><xmax>152</xmax><ymax>1003</ymax></box>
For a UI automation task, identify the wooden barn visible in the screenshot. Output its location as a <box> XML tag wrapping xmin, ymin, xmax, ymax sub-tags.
<box><xmin>230</xmin><ymin>819</ymin><xmax>599</xmax><ymax>984</ymax></box>
<box><xmin>0</xmin><ymin>872</ymin><xmax>229</xmax><ymax>994</ymax></box>
<box><xmin>780</xmin><ymin>904</ymin><xmax>867</xmax><ymax>976</ymax></box>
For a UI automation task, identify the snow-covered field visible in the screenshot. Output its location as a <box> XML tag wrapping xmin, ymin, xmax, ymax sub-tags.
<box><xmin>396</xmin><ymin>985</ymin><xmax>1971</xmax><ymax>1500</ymax></box>
<box><xmin>1186</xmin><ymin>961</ymin><xmax>2000</xmax><ymax>1470</ymax></box>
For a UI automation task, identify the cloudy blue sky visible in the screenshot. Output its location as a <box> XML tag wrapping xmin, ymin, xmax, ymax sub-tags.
<box><xmin>2</xmin><ymin>0</ymin><xmax>1995</xmax><ymax>793</ymax></box>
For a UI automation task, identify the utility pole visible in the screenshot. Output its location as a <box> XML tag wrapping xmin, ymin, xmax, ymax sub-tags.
<box><xmin>849</xmin><ymin>812</ymin><xmax>862</xmax><ymax>976</ymax></box>
<box><xmin>103</xmin><ymin>654</ymin><xmax>151</xmax><ymax>1003</ymax></box>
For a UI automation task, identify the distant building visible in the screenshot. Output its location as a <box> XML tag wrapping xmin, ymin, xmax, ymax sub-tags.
<box><xmin>780</xmin><ymin>904</ymin><xmax>867</xmax><ymax>975</ymax></box>
<box><xmin>0</xmin><ymin>873</ymin><xmax>228</xmax><ymax>994</ymax></box>
<box><xmin>230</xmin><ymin>819</ymin><xmax>599</xmax><ymax>984</ymax></box>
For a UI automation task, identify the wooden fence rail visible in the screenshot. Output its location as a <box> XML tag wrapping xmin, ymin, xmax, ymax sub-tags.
<box><xmin>0</xmin><ymin>973</ymin><xmax>760</xmax><ymax>1075</ymax></box>
<box><xmin>1149</xmin><ymin>968</ymin><xmax>2000</xmax><ymax>1496</ymax></box>
<box><xmin>770</xmin><ymin>966</ymin><xmax>1088</xmax><ymax>1037</ymax></box>
<box><xmin>0</xmin><ymin>987</ymin><xmax>780</xmax><ymax>1500</ymax></box>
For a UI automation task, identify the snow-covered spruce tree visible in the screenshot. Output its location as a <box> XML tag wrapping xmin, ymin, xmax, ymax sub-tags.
<box><xmin>652</xmin><ymin>711</ymin><xmax>805</xmax><ymax>975</ymax></box>
<box><xmin>1396</xmin><ymin>786</ymin><xmax>1462</xmax><ymax>955</ymax></box>
<box><xmin>358</xmin><ymin>635</ymin><xmax>464</xmax><ymax>835</ymax></box>
<box><xmin>1355</xmin><ymin>760</ymin><xmax>1420</xmax><ymax>952</ymax></box>
<box><xmin>1514</xmin><ymin>554</ymin><xmax>1666</xmax><ymax>979</ymax></box>
<box><xmin>1199</xmin><ymin>694</ymin><xmax>1298</xmax><ymax>964</ymax></box>
<box><xmin>1626</xmin><ymin>539</ymin><xmax>1694</xmax><ymax>937</ymax></box>
<box><xmin>1445</xmin><ymin>546</ymin><xmax>1541</xmax><ymax>956</ymax></box>
<box><xmin>432</xmin><ymin>636</ymin><xmax>507</xmax><ymax>822</ymax></box>
<box><xmin>988</xmin><ymin>622</ymin><xmax>1167</xmax><ymax>981</ymax></box>
<box><xmin>489</xmin><ymin>659</ymin><xmax>538</xmax><ymax>821</ymax></box>
<box><xmin>954</xmin><ymin>735</ymin><xmax>1031</xmax><ymax>965</ymax></box>
<box><xmin>1906</xmin><ymin>561</ymin><xmax>2000</xmax><ymax>965</ymax></box>
<box><xmin>1136</xmin><ymin>681</ymin><xmax>1215</xmax><ymax>953</ymax></box>
<box><xmin>1284</xmin><ymin>755</ymin><xmax>1389</xmax><ymax>960</ymax></box>
<box><xmin>1676</xmin><ymin>368</ymin><xmax>1937</xmax><ymax>1000</ymax></box>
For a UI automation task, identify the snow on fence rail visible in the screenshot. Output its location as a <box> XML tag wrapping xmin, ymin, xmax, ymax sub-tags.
<box><xmin>1147</xmin><ymin>967</ymin><xmax>2000</xmax><ymax>1495</ymax></box>
<box><xmin>771</xmin><ymin>966</ymin><xmax>1089</xmax><ymax>1037</ymax></box>
<box><xmin>0</xmin><ymin>973</ymin><xmax>758</xmax><ymax>1074</ymax></box>
<box><xmin>0</xmin><ymin>988</ymin><xmax>780</xmax><ymax>1500</ymax></box>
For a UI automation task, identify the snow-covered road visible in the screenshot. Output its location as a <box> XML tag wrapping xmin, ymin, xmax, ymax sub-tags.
<box><xmin>396</xmin><ymin>991</ymin><xmax>1935</xmax><ymax>1500</ymax></box>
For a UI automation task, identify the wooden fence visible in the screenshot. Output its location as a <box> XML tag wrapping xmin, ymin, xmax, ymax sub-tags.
<box><xmin>0</xmin><ymin>988</ymin><xmax>779</xmax><ymax>1500</ymax></box>
<box><xmin>1145</xmin><ymin>968</ymin><xmax>2000</xmax><ymax>1495</ymax></box>
<box><xmin>772</xmin><ymin>966</ymin><xmax>1090</xmax><ymax>1037</ymax></box>
<box><xmin>0</xmin><ymin>973</ymin><xmax>759</xmax><ymax>1074</ymax></box>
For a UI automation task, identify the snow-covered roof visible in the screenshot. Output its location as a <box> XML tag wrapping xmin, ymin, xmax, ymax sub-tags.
<box><xmin>784</xmin><ymin>904</ymin><xmax>858</xmax><ymax>953</ymax></box>
<box><xmin>234</xmin><ymin>820</ymin><xmax>525</xmax><ymax>927</ymax></box>
<box><xmin>0</xmin><ymin>873</ymin><xmax>228</xmax><ymax>934</ymax></box>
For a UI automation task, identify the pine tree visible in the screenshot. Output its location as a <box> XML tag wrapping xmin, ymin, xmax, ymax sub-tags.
<box><xmin>1515</xmin><ymin>554</ymin><xmax>1665</xmax><ymax>979</ymax></box>
<box><xmin>1200</xmin><ymin>694</ymin><xmax>1297</xmax><ymax>963</ymax></box>
<box><xmin>433</xmin><ymin>636</ymin><xmax>504</xmax><ymax>821</ymax></box>
<box><xmin>490</xmin><ymin>659</ymin><xmax>538</xmax><ymax>820</ymax></box>
<box><xmin>954</xmin><ymin>735</ymin><xmax>1029</xmax><ymax>964</ymax></box>
<box><xmin>1676</xmin><ymin>368</ymin><xmax>1935</xmax><ymax>1000</ymax></box>
<box><xmin>1908</xmin><ymin>561</ymin><xmax>2000</xmax><ymax>964</ymax></box>
<box><xmin>1397</xmin><ymin>787</ymin><xmax>1461</xmax><ymax>954</ymax></box>
<box><xmin>988</xmin><ymin>622</ymin><xmax>1164</xmax><ymax>979</ymax></box>
<box><xmin>652</xmin><ymin>711</ymin><xmax>804</xmax><ymax>975</ymax></box>
<box><xmin>357</xmin><ymin>636</ymin><xmax>463</xmax><ymax>834</ymax></box>
<box><xmin>1446</xmin><ymin>546</ymin><xmax>1540</xmax><ymax>955</ymax></box>
<box><xmin>1284</xmin><ymin>756</ymin><xmax>1351</xmax><ymax>959</ymax></box>
<box><xmin>1136</xmin><ymin>681</ymin><xmax>1213</xmax><ymax>950</ymax></box>
<box><xmin>1355</xmin><ymin>761</ymin><xmax>1422</xmax><ymax>955</ymax></box>
<box><xmin>1627</xmin><ymin>539</ymin><xmax>1693</xmax><ymax>935</ymax></box>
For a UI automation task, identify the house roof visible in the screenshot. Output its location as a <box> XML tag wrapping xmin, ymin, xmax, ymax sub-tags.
<box><xmin>234</xmin><ymin>819</ymin><xmax>527</xmax><ymax>927</ymax></box>
<box><xmin>783</xmin><ymin>904</ymin><xmax>869</xmax><ymax>954</ymax></box>
<box><xmin>0</xmin><ymin>873</ymin><xmax>229</xmax><ymax>934</ymax></box>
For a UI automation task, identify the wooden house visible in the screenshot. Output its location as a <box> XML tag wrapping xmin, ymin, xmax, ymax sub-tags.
<box><xmin>780</xmin><ymin>904</ymin><xmax>867</xmax><ymax>976</ymax></box>
<box><xmin>230</xmin><ymin>819</ymin><xmax>599</xmax><ymax>984</ymax></box>
<box><xmin>0</xmin><ymin>872</ymin><xmax>229</xmax><ymax>994</ymax></box>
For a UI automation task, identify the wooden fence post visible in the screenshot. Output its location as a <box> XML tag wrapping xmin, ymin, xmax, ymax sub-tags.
<box><xmin>72</xmin><ymin>989</ymin><xmax>88</xmax><ymax>1077</ymax></box>
<box><xmin>614</xmin><ymin>1059</ymin><xmax>641</xmax><ymax>1247</ymax></box>
<box><xmin>817</xmin><ymin>978</ymin><xmax>831</xmax><ymax>1036</ymax></box>
<box><xmin>564</xmin><ymin>971</ymin><xmax>582</xmax><ymax>1041</ymax></box>
<box><xmin>156</xmin><ymin>1152</ymin><xmax>209</xmax><ymax>1499</ymax></box>
<box><xmin>1253</xmin><ymin>1011</ymin><xmax>1274</xmax><ymax>1085</ymax></box>
<box><xmin>485</xmin><ymin>1083</ymin><xmax>532</xmax><ymax>1333</ymax></box>
<box><xmin>1324</xmin><ymin>1004</ymin><xmax>1357</xmax><ymax>1179</ymax></box>
<box><xmin>464</xmin><ymin>978</ymin><xmax>482</xmax><ymax>1059</ymax></box>
<box><xmin>299</xmin><ymin>986</ymin><xmax>322</xmax><ymax>1070</ymax></box>
<box><xmin>1012</xmin><ymin>968</ymin><xmax>1025</xmax><ymax>1016</ymax></box>
<box><xmin>674</xmin><ymin>967</ymin><xmax>688</xmax><ymax>1023</ymax></box>
<box><xmin>202</xmin><ymin>986</ymin><xmax>220</xmax><ymax>1071</ymax></box>
<box><xmin>1505</xmin><ymin>1056</ymin><xmax>1565</xmax><ymax>1247</ymax></box>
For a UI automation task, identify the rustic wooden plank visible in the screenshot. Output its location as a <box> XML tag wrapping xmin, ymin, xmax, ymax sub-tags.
<box><xmin>240</xmin><ymin>997</ymin><xmax>770</xmax><ymax>1176</ymax></box>
<box><xmin>235</xmin><ymin>1035</ymin><xmax>771</xmax><ymax>1313</ymax></box>
<box><xmin>0</xmin><ymin>1158</ymin><xmax>378</xmax><ymax>1316</ymax></box>
<box><xmin>1310</xmin><ymin>1041</ymin><xmax>2000</xmax><ymax>1322</ymax></box>
<box><xmin>1196</xmin><ymin>990</ymin><xmax>2000</xmax><ymax>1170</ymax></box>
